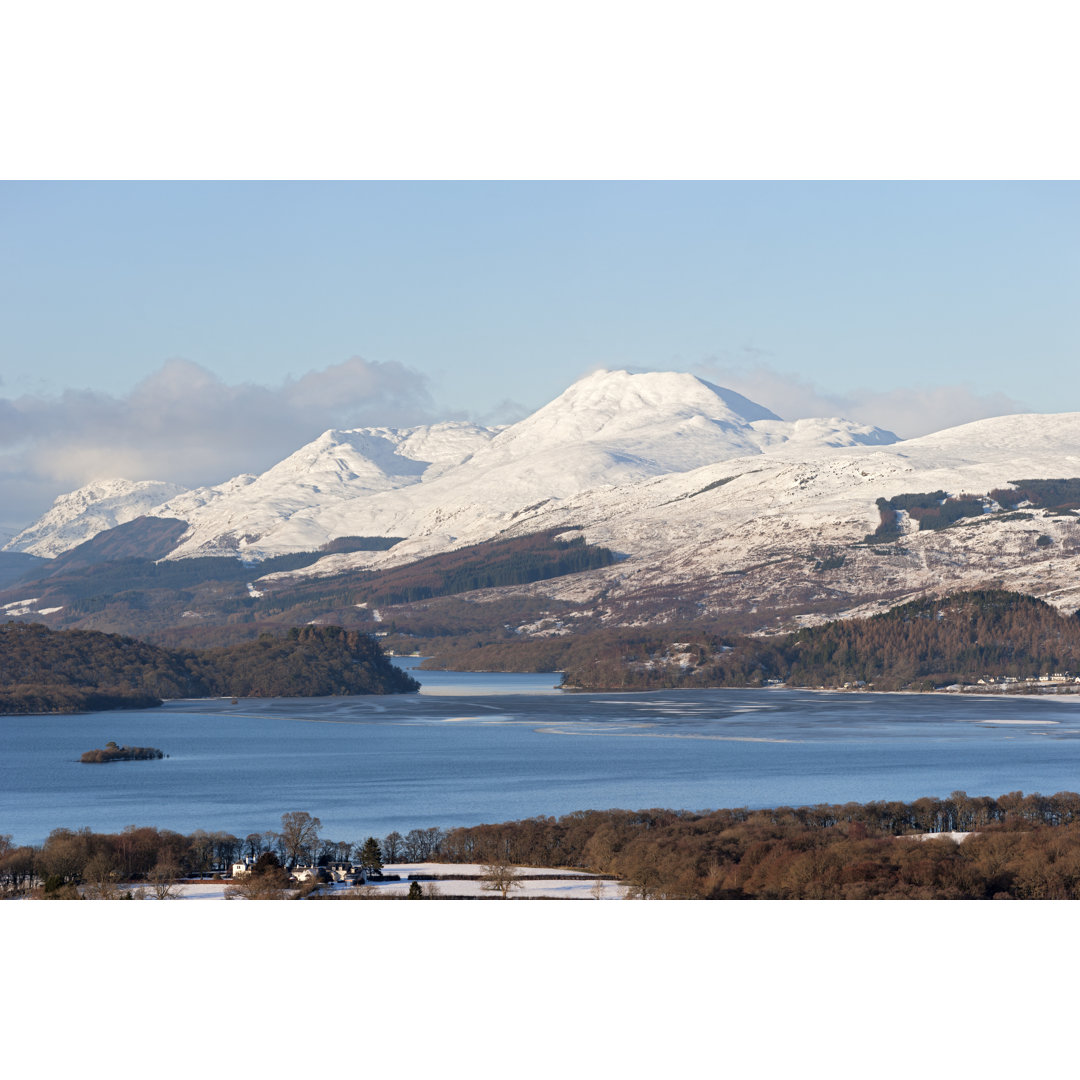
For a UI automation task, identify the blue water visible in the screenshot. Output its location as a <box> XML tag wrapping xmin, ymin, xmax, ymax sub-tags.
<box><xmin>3</xmin><ymin>657</ymin><xmax>1080</xmax><ymax>844</ymax></box>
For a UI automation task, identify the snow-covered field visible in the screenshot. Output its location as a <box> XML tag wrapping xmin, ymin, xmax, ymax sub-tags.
<box><xmin>355</xmin><ymin>862</ymin><xmax>626</xmax><ymax>900</ymax></box>
<box><xmin>136</xmin><ymin>863</ymin><xmax>626</xmax><ymax>900</ymax></box>
<box><xmin>908</xmin><ymin>832</ymin><xmax>974</xmax><ymax>844</ymax></box>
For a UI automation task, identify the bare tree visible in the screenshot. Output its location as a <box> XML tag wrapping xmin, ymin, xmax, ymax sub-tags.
<box><xmin>480</xmin><ymin>861</ymin><xmax>524</xmax><ymax>900</ymax></box>
<box><xmin>403</xmin><ymin>829</ymin><xmax>426</xmax><ymax>862</ymax></box>
<box><xmin>619</xmin><ymin>852</ymin><xmax>664</xmax><ymax>899</ymax></box>
<box><xmin>82</xmin><ymin>852</ymin><xmax>120</xmax><ymax>900</ymax></box>
<box><xmin>0</xmin><ymin>844</ymin><xmax>35</xmax><ymax>896</ymax></box>
<box><xmin>382</xmin><ymin>831</ymin><xmax>404</xmax><ymax>863</ymax></box>
<box><xmin>403</xmin><ymin>826</ymin><xmax>446</xmax><ymax>862</ymax></box>
<box><xmin>188</xmin><ymin>830</ymin><xmax>216</xmax><ymax>874</ymax></box>
<box><xmin>147</xmin><ymin>861</ymin><xmax>183</xmax><ymax>900</ymax></box>
<box><xmin>279</xmin><ymin>811</ymin><xmax>321</xmax><ymax>867</ymax></box>
<box><xmin>213</xmin><ymin>832</ymin><xmax>242</xmax><ymax>869</ymax></box>
<box><xmin>424</xmin><ymin>827</ymin><xmax>446</xmax><ymax>858</ymax></box>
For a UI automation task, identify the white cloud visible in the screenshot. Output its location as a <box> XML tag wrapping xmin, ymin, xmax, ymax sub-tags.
<box><xmin>0</xmin><ymin>356</ymin><xmax>434</xmax><ymax>529</ymax></box>
<box><xmin>689</xmin><ymin>358</ymin><xmax>1030</xmax><ymax>439</ymax></box>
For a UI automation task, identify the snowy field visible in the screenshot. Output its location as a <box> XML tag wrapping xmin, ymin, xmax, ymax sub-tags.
<box><xmin>133</xmin><ymin>863</ymin><xmax>626</xmax><ymax>900</ymax></box>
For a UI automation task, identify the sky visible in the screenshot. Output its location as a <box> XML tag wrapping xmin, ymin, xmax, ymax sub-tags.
<box><xmin>1</xmin><ymin>180</ymin><xmax>1077</xmax><ymax>533</ymax></box>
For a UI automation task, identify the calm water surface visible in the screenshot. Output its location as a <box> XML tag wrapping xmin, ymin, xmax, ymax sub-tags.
<box><xmin>4</xmin><ymin>657</ymin><xmax>1080</xmax><ymax>844</ymax></box>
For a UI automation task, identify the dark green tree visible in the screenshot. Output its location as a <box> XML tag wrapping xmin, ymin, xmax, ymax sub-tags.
<box><xmin>359</xmin><ymin>836</ymin><xmax>383</xmax><ymax>877</ymax></box>
<box><xmin>252</xmin><ymin>851</ymin><xmax>282</xmax><ymax>875</ymax></box>
<box><xmin>407</xmin><ymin>880</ymin><xmax>423</xmax><ymax>899</ymax></box>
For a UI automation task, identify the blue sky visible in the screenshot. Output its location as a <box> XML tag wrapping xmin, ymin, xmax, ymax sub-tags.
<box><xmin>3</xmin><ymin>181</ymin><xmax>1076</xmax><ymax>411</ymax></box>
<box><xmin>1</xmin><ymin>180</ymin><xmax>1077</xmax><ymax>530</ymax></box>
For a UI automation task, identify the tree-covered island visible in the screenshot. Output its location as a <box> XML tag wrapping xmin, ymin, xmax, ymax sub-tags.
<box><xmin>80</xmin><ymin>742</ymin><xmax>164</xmax><ymax>763</ymax></box>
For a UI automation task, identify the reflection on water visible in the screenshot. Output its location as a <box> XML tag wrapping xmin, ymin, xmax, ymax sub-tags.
<box><xmin>2</xmin><ymin>657</ymin><xmax>1080</xmax><ymax>844</ymax></box>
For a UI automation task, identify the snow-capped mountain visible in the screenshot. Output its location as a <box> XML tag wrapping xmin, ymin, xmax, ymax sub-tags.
<box><xmin>154</xmin><ymin>421</ymin><xmax>495</xmax><ymax>559</ymax></box>
<box><xmin>5</xmin><ymin>369</ymin><xmax>898</xmax><ymax>562</ymax></box>
<box><xmin>434</xmin><ymin>409</ymin><xmax>1080</xmax><ymax>626</ymax></box>
<box><xmin>5</xmin><ymin>369</ymin><xmax>1080</xmax><ymax>631</ymax></box>
<box><xmin>162</xmin><ymin>370</ymin><xmax>900</xmax><ymax>561</ymax></box>
<box><xmin>4</xmin><ymin>479</ymin><xmax>190</xmax><ymax>559</ymax></box>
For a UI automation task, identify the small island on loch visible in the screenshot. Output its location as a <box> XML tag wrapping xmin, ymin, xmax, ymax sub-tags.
<box><xmin>80</xmin><ymin>741</ymin><xmax>164</xmax><ymax>763</ymax></box>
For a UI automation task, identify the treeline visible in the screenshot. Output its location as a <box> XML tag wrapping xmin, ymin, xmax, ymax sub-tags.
<box><xmin>26</xmin><ymin>551</ymin><xmax>329</xmax><ymax>608</ymax></box>
<box><xmin>0</xmin><ymin>816</ymin><xmax>447</xmax><ymax>897</ymax></box>
<box><xmin>267</xmin><ymin>529</ymin><xmax>618</xmax><ymax>612</ymax></box>
<box><xmin>318</xmin><ymin>536</ymin><xmax>404</xmax><ymax>554</ymax></box>
<box><xmin>866</xmin><ymin>478</ymin><xmax>1080</xmax><ymax>542</ymax></box>
<box><xmin>13</xmin><ymin>790</ymin><xmax>1080</xmax><ymax>898</ymax></box>
<box><xmin>0</xmin><ymin>519</ymin><xmax>345</xmax><ymax>629</ymax></box>
<box><xmin>0</xmin><ymin>622</ymin><xmax>417</xmax><ymax>713</ymax></box>
<box><xmin>431</xmin><ymin>792</ymin><xmax>1080</xmax><ymax>899</ymax></box>
<box><xmin>869</xmin><ymin>491</ymin><xmax>985</xmax><ymax>539</ymax></box>
<box><xmin>991</xmin><ymin>478</ymin><xmax>1080</xmax><ymax>511</ymax></box>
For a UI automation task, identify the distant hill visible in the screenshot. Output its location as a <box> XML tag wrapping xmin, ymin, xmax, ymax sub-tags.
<box><xmin>44</xmin><ymin>517</ymin><xmax>189</xmax><ymax>570</ymax></box>
<box><xmin>0</xmin><ymin>552</ymin><xmax>49</xmax><ymax>589</ymax></box>
<box><xmin>555</xmin><ymin>590</ymin><xmax>1080</xmax><ymax>692</ymax></box>
<box><xmin>0</xmin><ymin>623</ymin><xmax>418</xmax><ymax>714</ymax></box>
<box><xmin>415</xmin><ymin>590</ymin><xmax>1080</xmax><ymax>694</ymax></box>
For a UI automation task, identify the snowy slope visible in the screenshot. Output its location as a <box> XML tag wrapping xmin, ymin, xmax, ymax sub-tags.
<box><xmin>416</xmin><ymin>410</ymin><xmax>1080</xmax><ymax>625</ymax></box>
<box><xmin>162</xmin><ymin>370</ymin><xmax>898</xmax><ymax>561</ymax></box>
<box><xmin>158</xmin><ymin>422</ymin><xmax>494</xmax><ymax>558</ymax></box>
<box><xmin>2</xmin><ymin>369</ymin><xmax>899</xmax><ymax>563</ymax></box>
<box><xmin>3</xmin><ymin>479</ymin><xmax>190</xmax><ymax>558</ymax></box>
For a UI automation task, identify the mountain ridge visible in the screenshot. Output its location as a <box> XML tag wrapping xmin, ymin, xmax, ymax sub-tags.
<box><xmin>4</xmin><ymin>369</ymin><xmax>897</xmax><ymax>561</ymax></box>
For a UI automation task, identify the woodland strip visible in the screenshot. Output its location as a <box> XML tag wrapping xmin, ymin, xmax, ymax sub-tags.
<box><xmin>9</xmin><ymin>789</ymin><xmax>1080</xmax><ymax>899</ymax></box>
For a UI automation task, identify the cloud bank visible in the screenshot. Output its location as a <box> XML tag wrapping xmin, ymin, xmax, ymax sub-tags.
<box><xmin>0</xmin><ymin>357</ymin><xmax>435</xmax><ymax>530</ymax></box>
<box><xmin>689</xmin><ymin>358</ymin><xmax>1030</xmax><ymax>440</ymax></box>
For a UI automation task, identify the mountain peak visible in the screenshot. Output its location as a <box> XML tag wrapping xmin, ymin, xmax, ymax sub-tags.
<box><xmin>560</xmin><ymin>368</ymin><xmax>780</xmax><ymax>422</ymax></box>
<box><xmin>498</xmin><ymin>368</ymin><xmax>780</xmax><ymax>450</ymax></box>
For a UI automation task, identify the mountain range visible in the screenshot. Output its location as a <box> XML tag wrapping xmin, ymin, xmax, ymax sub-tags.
<box><xmin>5</xmin><ymin>370</ymin><xmax>897</xmax><ymax>560</ymax></box>
<box><xmin>3</xmin><ymin>368</ymin><xmax>1079</xmax><ymax>643</ymax></box>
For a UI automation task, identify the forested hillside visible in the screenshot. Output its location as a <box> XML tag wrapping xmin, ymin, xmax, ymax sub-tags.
<box><xmin>0</xmin><ymin>528</ymin><xmax>617</xmax><ymax>647</ymax></box>
<box><xmin>0</xmin><ymin>622</ymin><xmax>417</xmax><ymax>713</ymax></box>
<box><xmin>745</xmin><ymin>590</ymin><xmax>1080</xmax><ymax>691</ymax></box>
<box><xmin>417</xmin><ymin>590</ymin><xmax>1080</xmax><ymax>693</ymax></box>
